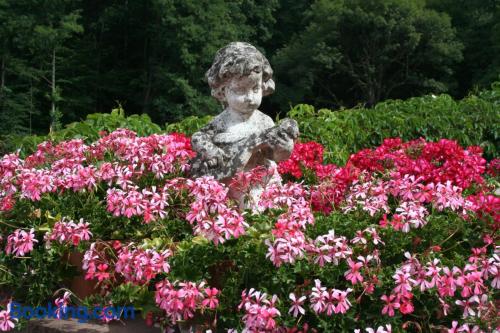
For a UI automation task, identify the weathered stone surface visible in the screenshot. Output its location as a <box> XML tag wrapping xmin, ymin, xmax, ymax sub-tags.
<box><xmin>190</xmin><ymin>117</ymin><xmax>298</xmax><ymax>180</ymax></box>
<box><xmin>189</xmin><ymin>42</ymin><xmax>299</xmax><ymax>197</ymax></box>
<box><xmin>18</xmin><ymin>318</ymin><xmax>162</xmax><ymax>333</ymax></box>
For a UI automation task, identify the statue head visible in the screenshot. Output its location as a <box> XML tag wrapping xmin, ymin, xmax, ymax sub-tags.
<box><xmin>206</xmin><ymin>42</ymin><xmax>275</xmax><ymax>114</ymax></box>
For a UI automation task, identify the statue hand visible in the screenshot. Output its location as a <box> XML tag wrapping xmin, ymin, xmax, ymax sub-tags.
<box><xmin>268</xmin><ymin>119</ymin><xmax>299</xmax><ymax>162</ymax></box>
<box><xmin>203</xmin><ymin>148</ymin><xmax>228</xmax><ymax>169</ymax></box>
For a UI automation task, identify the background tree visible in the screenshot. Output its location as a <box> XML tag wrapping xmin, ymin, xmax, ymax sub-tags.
<box><xmin>428</xmin><ymin>0</ymin><xmax>500</xmax><ymax>96</ymax></box>
<box><xmin>0</xmin><ymin>0</ymin><xmax>498</xmax><ymax>137</ymax></box>
<box><xmin>61</xmin><ymin>0</ymin><xmax>279</xmax><ymax>125</ymax></box>
<box><xmin>0</xmin><ymin>0</ymin><xmax>41</xmax><ymax>135</ymax></box>
<box><xmin>28</xmin><ymin>0</ymin><xmax>83</xmax><ymax>132</ymax></box>
<box><xmin>271</xmin><ymin>0</ymin><xmax>463</xmax><ymax>109</ymax></box>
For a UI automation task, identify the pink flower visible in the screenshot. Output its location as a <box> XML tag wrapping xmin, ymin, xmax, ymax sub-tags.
<box><xmin>345</xmin><ymin>258</ymin><xmax>364</xmax><ymax>285</ymax></box>
<box><xmin>395</xmin><ymin>201</ymin><xmax>428</xmax><ymax>232</ymax></box>
<box><xmin>54</xmin><ymin>291</ymin><xmax>72</xmax><ymax>319</ymax></box>
<box><xmin>399</xmin><ymin>298</ymin><xmax>414</xmax><ymax>314</ymax></box>
<box><xmin>115</xmin><ymin>245</ymin><xmax>171</xmax><ymax>285</ymax></box>
<box><xmin>310</xmin><ymin>279</ymin><xmax>327</xmax><ymax>314</ymax></box>
<box><xmin>363</xmin><ymin>325</ymin><xmax>392</xmax><ymax>333</ymax></box>
<box><xmin>309</xmin><ymin>280</ymin><xmax>352</xmax><ymax>316</ymax></box>
<box><xmin>0</xmin><ymin>303</ymin><xmax>16</xmax><ymax>332</ymax></box>
<box><xmin>424</xmin><ymin>258</ymin><xmax>442</xmax><ymax>289</ymax></box>
<box><xmin>351</xmin><ymin>230</ymin><xmax>367</xmax><ymax>244</ymax></box>
<box><xmin>457</xmin><ymin>323</ymin><xmax>482</xmax><ymax>333</ymax></box>
<box><xmin>288</xmin><ymin>293</ymin><xmax>306</xmax><ymax>317</ymax></box>
<box><xmin>392</xmin><ymin>269</ymin><xmax>414</xmax><ymax>295</ymax></box>
<box><xmin>5</xmin><ymin>228</ymin><xmax>38</xmax><ymax>256</ymax></box>
<box><xmin>44</xmin><ymin>218</ymin><xmax>92</xmax><ymax>247</ymax></box>
<box><xmin>156</xmin><ymin>280</ymin><xmax>218</xmax><ymax>324</ymax></box>
<box><xmin>448</xmin><ymin>321</ymin><xmax>460</xmax><ymax>333</ymax></box>
<box><xmin>237</xmin><ymin>289</ymin><xmax>281</xmax><ymax>331</ymax></box>
<box><xmin>489</xmin><ymin>261</ymin><xmax>500</xmax><ymax>289</ymax></box>
<box><xmin>455</xmin><ymin>296</ymin><xmax>479</xmax><ymax>318</ymax></box>
<box><xmin>380</xmin><ymin>294</ymin><xmax>400</xmax><ymax>317</ymax></box>
<box><xmin>439</xmin><ymin>298</ymin><xmax>450</xmax><ymax>316</ymax></box>
<box><xmin>365</xmin><ymin>227</ymin><xmax>384</xmax><ymax>246</ymax></box>
<box><xmin>333</xmin><ymin>288</ymin><xmax>352</xmax><ymax>314</ymax></box>
<box><xmin>201</xmin><ymin>288</ymin><xmax>219</xmax><ymax>309</ymax></box>
<box><xmin>437</xmin><ymin>267</ymin><xmax>459</xmax><ymax>297</ymax></box>
<box><xmin>95</xmin><ymin>263</ymin><xmax>110</xmax><ymax>282</ymax></box>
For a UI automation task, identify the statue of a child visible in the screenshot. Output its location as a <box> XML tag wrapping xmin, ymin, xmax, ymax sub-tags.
<box><xmin>190</xmin><ymin>42</ymin><xmax>299</xmax><ymax>185</ymax></box>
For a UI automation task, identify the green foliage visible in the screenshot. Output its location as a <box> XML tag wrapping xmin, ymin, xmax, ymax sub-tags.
<box><xmin>0</xmin><ymin>105</ymin><xmax>162</xmax><ymax>157</ymax></box>
<box><xmin>1</xmin><ymin>245</ymin><xmax>75</xmax><ymax>306</ymax></box>
<box><xmin>0</xmin><ymin>90</ymin><xmax>497</xmax><ymax>330</ymax></box>
<box><xmin>4</xmin><ymin>83</ymin><xmax>497</xmax><ymax>166</ymax></box>
<box><xmin>288</xmin><ymin>85</ymin><xmax>500</xmax><ymax>165</ymax></box>
<box><xmin>62</xmin><ymin>106</ymin><xmax>162</xmax><ymax>139</ymax></box>
<box><xmin>165</xmin><ymin>115</ymin><xmax>212</xmax><ymax>136</ymax></box>
<box><xmin>72</xmin><ymin>0</ymin><xmax>279</xmax><ymax>125</ymax></box>
<box><xmin>0</xmin><ymin>0</ymin><xmax>84</xmax><ymax>135</ymax></box>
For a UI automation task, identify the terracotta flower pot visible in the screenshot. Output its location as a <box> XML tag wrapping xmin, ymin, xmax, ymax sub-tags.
<box><xmin>64</xmin><ymin>240</ymin><xmax>120</xmax><ymax>299</ymax></box>
<box><xmin>66</xmin><ymin>250</ymin><xmax>99</xmax><ymax>299</ymax></box>
<box><xmin>207</xmin><ymin>259</ymin><xmax>236</xmax><ymax>290</ymax></box>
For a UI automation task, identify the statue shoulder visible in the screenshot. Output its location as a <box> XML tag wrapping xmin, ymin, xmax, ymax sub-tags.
<box><xmin>195</xmin><ymin>112</ymin><xmax>227</xmax><ymax>136</ymax></box>
<box><xmin>253</xmin><ymin>110</ymin><xmax>275</xmax><ymax>128</ymax></box>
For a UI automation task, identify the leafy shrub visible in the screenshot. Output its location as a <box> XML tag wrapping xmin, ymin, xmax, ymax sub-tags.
<box><xmin>165</xmin><ymin>115</ymin><xmax>213</xmax><ymax>137</ymax></box>
<box><xmin>0</xmin><ymin>106</ymin><xmax>162</xmax><ymax>158</ymax></box>
<box><xmin>289</xmin><ymin>83</ymin><xmax>499</xmax><ymax>164</ymax></box>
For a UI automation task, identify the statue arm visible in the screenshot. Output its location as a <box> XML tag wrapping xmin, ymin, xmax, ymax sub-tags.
<box><xmin>191</xmin><ymin>123</ymin><xmax>228</xmax><ymax>168</ymax></box>
<box><xmin>265</xmin><ymin>119</ymin><xmax>299</xmax><ymax>162</ymax></box>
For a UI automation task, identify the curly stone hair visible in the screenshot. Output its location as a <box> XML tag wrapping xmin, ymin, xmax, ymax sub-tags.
<box><xmin>206</xmin><ymin>42</ymin><xmax>275</xmax><ymax>104</ymax></box>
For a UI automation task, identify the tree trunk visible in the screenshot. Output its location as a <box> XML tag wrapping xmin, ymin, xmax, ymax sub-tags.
<box><xmin>142</xmin><ymin>37</ymin><xmax>152</xmax><ymax>114</ymax></box>
<box><xmin>29</xmin><ymin>78</ymin><xmax>33</xmax><ymax>135</ymax></box>
<box><xmin>0</xmin><ymin>55</ymin><xmax>5</xmax><ymax>110</ymax></box>
<box><xmin>50</xmin><ymin>48</ymin><xmax>56</xmax><ymax>133</ymax></box>
<box><xmin>366</xmin><ymin>85</ymin><xmax>376</xmax><ymax>107</ymax></box>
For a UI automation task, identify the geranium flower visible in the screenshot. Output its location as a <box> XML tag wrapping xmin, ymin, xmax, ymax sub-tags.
<box><xmin>0</xmin><ymin>303</ymin><xmax>17</xmax><ymax>332</ymax></box>
<box><xmin>5</xmin><ymin>228</ymin><xmax>38</xmax><ymax>256</ymax></box>
<box><xmin>345</xmin><ymin>258</ymin><xmax>364</xmax><ymax>285</ymax></box>
<box><xmin>54</xmin><ymin>291</ymin><xmax>72</xmax><ymax>319</ymax></box>
<box><xmin>447</xmin><ymin>321</ymin><xmax>460</xmax><ymax>333</ymax></box>
<box><xmin>288</xmin><ymin>293</ymin><xmax>306</xmax><ymax>317</ymax></box>
<box><xmin>333</xmin><ymin>288</ymin><xmax>352</xmax><ymax>314</ymax></box>
<box><xmin>95</xmin><ymin>263</ymin><xmax>110</xmax><ymax>282</ymax></box>
<box><xmin>380</xmin><ymin>294</ymin><xmax>400</xmax><ymax>317</ymax></box>
<box><xmin>202</xmin><ymin>288</ymin><xmax>219</xmax><ymax>309</ymax></box>
<box><xmin>455</xmin><ymin>296</ymin><xmax>479</xmax><ymax>318</ymax></box>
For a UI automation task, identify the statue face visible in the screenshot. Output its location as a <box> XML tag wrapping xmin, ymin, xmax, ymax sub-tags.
<box><xmin>225</xmin><ymin>71</ymin><xmax>263</xmax><ymax>115</ymax></box>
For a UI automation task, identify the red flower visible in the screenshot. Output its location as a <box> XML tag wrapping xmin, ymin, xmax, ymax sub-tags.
<box><xmin>95</xmin><ymin>263</ymin><xmax>110</xmax><ymax>281</ymax></box>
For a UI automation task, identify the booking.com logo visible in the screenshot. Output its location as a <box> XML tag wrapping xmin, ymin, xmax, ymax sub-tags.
<box><xmin>10</xmin><ymin>302</ymin><xmax>135</xmax><ymax>323</ymax></box>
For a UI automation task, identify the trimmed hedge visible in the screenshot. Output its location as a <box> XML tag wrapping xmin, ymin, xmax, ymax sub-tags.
<box><xmin>0</xmin><ymin>106</ymin><xmax>163</xmax><ymax>157</ymax></box>
<box><xmin>2</xmin><ymin>83</ymin><xmax>499</xmax><ymax>162</ymax></box>
<box><xmin>289</xmin><ymin>83</ymin><xmax>499</xmax><ymax>165</ymax></box>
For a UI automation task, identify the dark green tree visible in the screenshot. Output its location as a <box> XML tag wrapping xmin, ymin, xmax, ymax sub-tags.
<box><xmin>29</xmin><ymin>0</ymin><xmax>83</xmax><ymax>132</ymax></box>
<box><xmin>137</xmin><ymin>0</ymin><xmax>279</xmax><ymax>124</ymax></box>
<box><xmin>60</xmin><ymin>0</ymin><xmax>280</xmax><ymax>125</ymax></box>
<box><xmin>272</xmin><ymin>0</ymin><xmax>463</xmax><ymax>110</ymax></box>
<box><xmin>0</xmin><ymin>0</ymin><xmax>83</xmax><ymax>135</ymax></box>
<box><xmin>428</xmin><ymin>0</ymin><xmax>500</xmax><ymax>96</ymax></box>
<box><xmin>0</xmin><ymin>0</ymin><xmax>40</xmax><ymax>135</ymax></box>
<box><xmin>3</xmin><ymin>0</ymin><xmax>498</xmax><ymax>137</ymax></box>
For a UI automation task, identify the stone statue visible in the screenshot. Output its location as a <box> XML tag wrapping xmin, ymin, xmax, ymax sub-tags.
<box><xmin>189</xmin><ymin>42</ymin><xmax>299</xmax><ymax>205</ymax></box>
